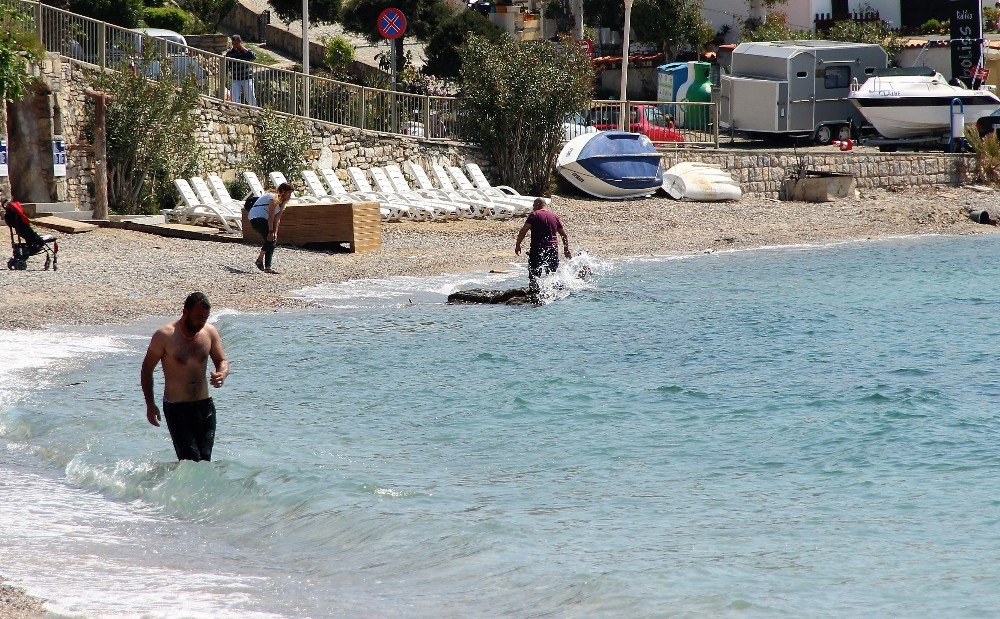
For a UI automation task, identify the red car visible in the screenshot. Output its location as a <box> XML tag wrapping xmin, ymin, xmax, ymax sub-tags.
<box><xmin>587</xmin><ymin>104</ymin><xmax>685</xmax><ymax>143</ymax></box>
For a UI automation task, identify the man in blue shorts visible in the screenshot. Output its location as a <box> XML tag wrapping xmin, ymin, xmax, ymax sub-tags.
<box><xmin>515</xmin><ymin>198</ymin><xmax>572</xmax><ymax>292</ymax></box>
<box><xmin>140</xmin><ymin>292</ymin><xmax>229</xmax><ymax>461</ymax></box>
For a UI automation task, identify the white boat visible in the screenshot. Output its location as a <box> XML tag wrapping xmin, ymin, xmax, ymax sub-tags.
<box><xmin>661</xmin><ymin>162</ymin><xmax>742</xmax><ymax>201</ymax></box>
<box><xmin>848</xmin><ymin>67</ymin><xmax>1000</xmax><ymax>139</ymax></box>
<box><xmin>556</xmin><ymin>131</ymin><xmax>663</xmax><ymax>200</ymax></box>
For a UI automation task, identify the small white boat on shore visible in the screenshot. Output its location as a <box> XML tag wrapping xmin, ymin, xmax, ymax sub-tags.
<box><xmin>848</xmin><ymin>67</ymin><xmax>1000</xmax><ymax>139</ymax></box>
<box><xmin>661</xmin><ymin>162</ymin><xmax>742</xmax><ymax>201</ymax></box>
<box><xmin>556</xmin><ymin>131</ymin><xmax>663</xmax><ymax>200</ymax></box>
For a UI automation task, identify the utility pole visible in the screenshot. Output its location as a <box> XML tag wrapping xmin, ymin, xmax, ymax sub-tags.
<box><xmin>575</xmin><ymin>0</ymin><xmax>584</xmax><ymax>40</ymax></box>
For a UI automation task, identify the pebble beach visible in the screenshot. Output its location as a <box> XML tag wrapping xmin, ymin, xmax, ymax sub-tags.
<box><xmin>1</xmin><ymin>185</ymin><xmax>999</xmax><ymax>615</ymax></box>
<box><xmin>0</xmin><ymin>185</ymin><xmax>997</xmax><ymax>331</ymax></box>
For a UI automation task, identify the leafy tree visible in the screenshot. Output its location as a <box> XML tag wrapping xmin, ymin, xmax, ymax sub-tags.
<box><xmin>269</xmin><ymin>0</ymin><xmax>341</xmax><ymax>24</ymax></box>
<box><xmin>0</xmin><ymin>2</ymin><xmax>44</xmax><ymax>198</ymax></box>
<box><xmin>69</xmin><ymin>0</ymin><xmax>145</xmax><ymax>27</ymax></box>
<box><xmin>424</xmin><ymin>10</ymin><xmax>503</xmax><ymax>79</ymax></box>
<box><xmin>93</xmin><ymin>47</ymin><xmax>202</xmax><ymax>214</ymax></box>
<box><xmin>827</xmin><ymin>19</ymin><xmax>903</xmax><ymax>63</ymax></box>
<box><xmin>340</xmin><ymin>0</ymin><xmax>453</xmax><ymax>73</ymax></box>
<box><xmin>178</xmin><ymin>0</ymin><xmax>237</xmax><ymax>32</ymax></box>
<box><xmin>583</xmin><ymin>0</ymin><xmax>622</xmax><ymax>30</ymax></box>
<box><xmin>631</xmin><ymin>0</ymin><xmax>713</xmax><ymax>56</ymax></box>
<box><xmin>341</xmin><ymin>0</ymin><xmax>448</xmax><ymax>42</ymax></box>
<box><xmin>0</xmin><ymin>4</ymin><xmax>44</xmax><ymax>104</ymax></box>
<box><xmin>741</xmin><ymin>11</ymin><xmax>814</xmax><ymax>42</ymax></box>
<box><xmin>459</xmin><ymin>35</ymin><xmax>594</xmax><ymax>195</ymax></box>
<box><xmin>248</xmin><ymin>107</ymin><xmax>312</xmax><ymax>188</ymax></box>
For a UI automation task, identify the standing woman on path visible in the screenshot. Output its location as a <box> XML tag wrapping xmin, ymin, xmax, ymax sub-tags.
<box><xmin>248</xmin><ymin>182</ymin><xmax>292</xmax><ymax>274</ymax></box>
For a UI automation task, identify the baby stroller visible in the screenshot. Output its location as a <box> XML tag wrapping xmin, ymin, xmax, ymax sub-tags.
<box><xmin>3</xmin><ymin>199</ymin><xmax>58</xmax><ymax>270</ymax></box>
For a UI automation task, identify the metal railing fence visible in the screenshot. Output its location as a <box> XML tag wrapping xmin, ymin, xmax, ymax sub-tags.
<box><xmin>9</xmin><ymin>0</ymin><xmax>464</xmax><ymax>140</ymax></box>
<box><xmin>575</xmin><ymin>100</ymin><xmax>719</xmax><ymax>148</ymax></box>
<box><xmin>7</xmin><ymin>0</ymin><xmax>718</xmax><ymax>148</ymax></box>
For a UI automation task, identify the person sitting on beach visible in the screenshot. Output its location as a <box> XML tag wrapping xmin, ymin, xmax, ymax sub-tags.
<box><xmin>140</xmin><ymin>292</ymin><xmax>229</xmax><ymax>462</ymax></box>
<box><xmin>515</xmin><ymin>198</ymin><xmax>571</xmax><ymax>292</ymax></box>
<box><xmin>248</xmin><ymin>183</ymin><xmax>292</xmax><ymax>274</ymax></box>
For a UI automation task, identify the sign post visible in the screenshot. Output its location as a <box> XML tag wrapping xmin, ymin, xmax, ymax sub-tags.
<box><xmin>951</xmin><ymin>0</ymin><xmax>982</xmax><ymax>87</ymax></box>
<box><xmin>377</xmin><ymin>8</ymin><xmax>407</xmax><ymax>133</ymax></box>
<box><xmin>0</xmin><ymin>139</ymin><xmax>7</xmax><ymax>177</ymax></box>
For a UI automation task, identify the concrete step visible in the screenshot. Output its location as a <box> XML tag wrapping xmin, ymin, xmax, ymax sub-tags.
<box><xmin>21</xmin><ymin>202</ymin><xmax>78</xmax><ymax>217</ymax></box>
<box><xmin>35</xmin><ymin>208</ymin><xmax>95</xmax><ymax>221</ymax></box>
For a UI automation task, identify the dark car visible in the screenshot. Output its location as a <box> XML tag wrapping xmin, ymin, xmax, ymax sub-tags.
<box><xmin>588</xmin><ymin>104</ymin><xmax>685</xmax><ymax>143</ymax></box>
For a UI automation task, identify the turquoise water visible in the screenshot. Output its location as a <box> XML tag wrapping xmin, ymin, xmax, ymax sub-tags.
<box><xmin>1</xmin><ymin>234</ymin><xmax>998</xmax><ymax>617</ymax></box>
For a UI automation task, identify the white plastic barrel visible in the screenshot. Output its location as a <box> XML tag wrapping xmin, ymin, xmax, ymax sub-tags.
<box><xmin>952</xmin><ymin>111</ymin><xmax>966</xmax><ymax>139</ymax></box>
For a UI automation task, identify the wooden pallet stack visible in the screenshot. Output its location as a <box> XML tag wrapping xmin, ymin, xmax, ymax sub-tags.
<box><xmin>242</xmin><ymin>200</ymin><xmax>381</xmax><ymax>252</ymax></box>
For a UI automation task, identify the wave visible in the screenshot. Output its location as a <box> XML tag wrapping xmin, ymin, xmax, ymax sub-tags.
<box><xmin>291</xmin><ymin>250</ymin><xmax>616</xmax><ymax>308</ymax></box>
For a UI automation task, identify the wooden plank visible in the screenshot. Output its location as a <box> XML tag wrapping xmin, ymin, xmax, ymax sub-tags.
<box><xmin>32</xmin><ymin>216</ymin><xmax>99</xmax><ymax>234</ymax></box>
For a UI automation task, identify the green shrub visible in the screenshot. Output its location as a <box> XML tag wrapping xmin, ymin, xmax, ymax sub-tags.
<box><xmin>966</xmin><ymin>127</ymin><xmax>1000</xmax><ymax>186</ymax></box>
<box><xmin>143</xmin><ymin>6</ymin><xmax>190</xmax><ymax>33</ymax></box>
<box><xmin>93</xmin><ymin>46</ymin><xmax>203</xmax><ymax>215</ymax></box>
<box><xmin>459</xmin><ymin>34</ymin><xmax>594</xmax><ymax>195</ymax></box>
<box><xmin>247</xmin><ymin>107</ymin><xmax>311</xmax><ymax>190</ymax></box>
<box><xmin>143</xmin><ymin>0</ymin><xmax>165</xmax><ymax>8</ymax></box>
<box><xmin>322</xmin><ymin>35</ymin><xmax>355</xmax><ymax>76</ymax></box>
<box><xmin>70</xmin><ymin>0</ymin><xmax>145</xmax><ymax>28</ymax></box>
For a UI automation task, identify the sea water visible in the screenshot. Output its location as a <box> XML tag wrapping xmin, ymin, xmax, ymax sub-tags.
<box><xmin>1</xmin><ymin>234</ymin><xmax>998</xmax><ymax>618</ymax></box>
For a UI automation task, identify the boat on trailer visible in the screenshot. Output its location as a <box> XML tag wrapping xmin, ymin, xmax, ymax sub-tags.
<box><xmin>556</xmin><ymin>131</ymin><xmax>663</xmax><ymax>200</ymax></box>
<box><xmin>848</xmin><ymin>67</ymin><xmax>1000</xmax><ymax>139</ymax></box>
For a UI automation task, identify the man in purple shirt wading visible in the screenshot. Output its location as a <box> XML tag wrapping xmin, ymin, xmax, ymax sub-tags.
<box><xmin>515</xmin><ymin>198</ymin><xmax>571</xmax><ymax>292</ymax></box>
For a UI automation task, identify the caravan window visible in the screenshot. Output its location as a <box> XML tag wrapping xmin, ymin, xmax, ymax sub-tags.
<box><xmin>825</xmin><ymin>65</ymin><xmax>852</xmax><ymax>89</ymax></box>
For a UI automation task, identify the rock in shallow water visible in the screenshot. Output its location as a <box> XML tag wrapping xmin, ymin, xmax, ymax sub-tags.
<box><xmin>447</xmin><ymin>287</ymin><xmax>538</xmax><ymax>306</ymax></box>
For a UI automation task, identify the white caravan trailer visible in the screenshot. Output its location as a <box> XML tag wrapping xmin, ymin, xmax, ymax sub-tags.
<box><xmin>720</xmin><ymin>40</ymin><xmax>888</xmax><ymax>144</ymax></box>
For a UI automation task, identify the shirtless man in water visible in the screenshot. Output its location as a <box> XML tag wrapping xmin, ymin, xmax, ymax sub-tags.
<box><xmin>141</xmin><ymin>292</ymin><xmax>229</xmax><ymax>461</ymax></box>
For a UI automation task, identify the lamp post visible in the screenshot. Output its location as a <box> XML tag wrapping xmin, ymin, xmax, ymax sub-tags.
<box><xmin>302</xmin><ymin>0</ymin><xmax>310</xmax><ymax>117</ymax></box>
<box><xmin>618</xmin><ymin>0</ymin><xmax>634</xmax><ymax>130</ymax></box>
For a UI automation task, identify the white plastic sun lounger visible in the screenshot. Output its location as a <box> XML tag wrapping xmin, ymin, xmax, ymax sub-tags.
<box><xmin>242</xmin><ymin>171</ymin><xmax>266</xmax><ymax>198</ymax></box>
<box><xmin>268</xmin><ymin>171</ymin><xmax>321</xmax><ymax>203</ymax></box>
<box><xmin>319</xmin><ymin>168</ymin><xmax>408</xmax><ymax>221</ymax></box>
<box><xmin>172</xmin><ymin>178</ymin><xmax>238</xmax><ymax>233</ymax></box>
<box><xmin>300</xmin><ymin>169</ymin><xmax>392</xmax><ymax>221</ymax></box>
<box><xmin>207</xmin><ymin>174</ymin><xmax>246</xmax><ymax>208</ymax></box>
<box><xmin>432</xmin><ymin>165</ymin><xmax>515</xmax><ymax>220</ymax></box>
<box><xmin>402</xmin><ymin>162</ymin><xmax>488</xmax><ymax>218</ymax></box>
<box><xmin>382</xmin><ymin>164</ymin><xmax>472</xmax><ymax>219</ymax></box>
<box><xmin>189</xmin><ymin>177</ymin><xmax>244</xmax><ymax>231</ymax></box>
<box><xmin>446</xmin><ymin>166</ymin><xmax>521</xmax><ymax>219</ymax></box>
<box><xmin>370</xmin><ymin>167</ymin><xmax>459</xmax><ymax>219</ymax></box>
<box><xmin>347</xmin><ymin>167</ymin><xmax>434</xmax><ymax>221</ymax></box>
<box><xmin>464</xmin><ymin>162</ymin><xmax>536</xmax><ymax>215</ymax></box>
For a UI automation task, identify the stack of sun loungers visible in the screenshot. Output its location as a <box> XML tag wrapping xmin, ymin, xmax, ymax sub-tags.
<box><xmin>174</xmin><ymin>163</ymin><xmax>543</xmax><ymax>227</ymax></box>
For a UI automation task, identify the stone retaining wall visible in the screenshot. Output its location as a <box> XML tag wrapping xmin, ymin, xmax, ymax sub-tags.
<box><xmin>194</xmin><ymin>98</ymin><xmax>482</xmax><ymax>185</ymax></box>
<box><xmin>664</xmin><ymin>150</ymin><xmax>975</xmax><ymax>198</ymax></box>
<box><xmin>35</xmin><ymin>54</ymin><xmax>480</xmax><ymax>213</ymax></box>
<box><xmin>28</xmin><ymin>53</ymin><xmax>981</xmax><ymax>214</ymax></box>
